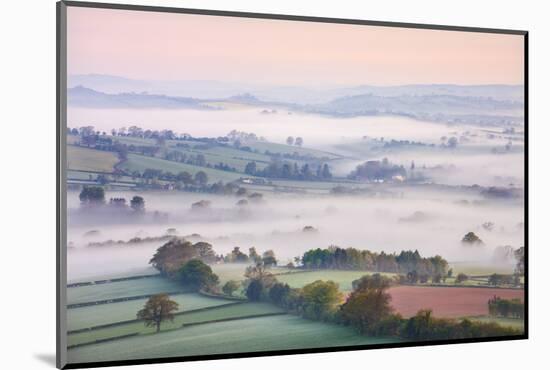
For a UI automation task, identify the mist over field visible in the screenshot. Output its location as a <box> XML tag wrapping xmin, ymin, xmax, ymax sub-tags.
<box><xmin>66</xmin><ymin>80</ymin><xmax>524</xmax><ymax>282</ymax></box>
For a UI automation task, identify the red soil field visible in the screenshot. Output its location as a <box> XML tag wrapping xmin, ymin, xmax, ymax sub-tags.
<box><xmin>388</xmin><ymin>286</ymin><xmax>524</xmax><ymax>318</ymax></box>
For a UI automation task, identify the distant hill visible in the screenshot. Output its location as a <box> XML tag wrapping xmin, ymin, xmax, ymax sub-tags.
<box><xmin>308</xmin><ymin>93</ymin><xmax>524</xmax><ymax>125</ymax></box>
<box><xmin>67</xmin><ymin>75</ymin><xmax>525</xmax><ymax>126</ymax></box>
<box><xmin>67</xmin><ymin>86</ymin><xmax>215</xmax><ymax>110</ymax></box>
<box><xmin>68</xmin><ymin>74</ymin><xmax>524</xmax><ymax>104</ymax></box>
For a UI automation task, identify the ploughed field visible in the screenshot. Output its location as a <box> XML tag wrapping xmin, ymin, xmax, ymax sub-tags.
<box><xmin>388</xmin><ymin>286</ymin><xmax>524</xmax><ymax>318</ymax></box>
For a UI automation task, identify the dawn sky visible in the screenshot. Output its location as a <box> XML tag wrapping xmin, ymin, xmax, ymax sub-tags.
<box><xmin>67</xmin><ymin>6</ymin><xmax>524</xmax><ymax>86</ymax></box>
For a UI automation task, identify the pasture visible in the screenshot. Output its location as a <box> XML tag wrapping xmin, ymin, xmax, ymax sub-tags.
<box><xmin>68</xmin><ymin>302</ymin><xmax>285</xmax><ymax>347</ymax></box>
<box><xmin>67</xmin><ymin>146</ymin><xmax>119</xmax><ymax>173</ymax></box>
<box><xmin>67</xmin><ymin>292</ymin><xmax>232</xmax><ymax>331</ymax></box>
<box><xmin>68</xmin><ymin>314</ymin><xmax>400</xmax><ymax>363</ymax></box>
<box><xmin>276</xmin><ymin>270</ymin><xmax>396</xmax><ymax>292</ymax></box>
<box><xmin>67</xmin><ymin>276</ymin><xmax>184</xmax><ymax>306</ymax></box>
<box><xmin>119</xmin><ymin>154</ymin><xmax>248</xmax><ymax>183</ymax></box>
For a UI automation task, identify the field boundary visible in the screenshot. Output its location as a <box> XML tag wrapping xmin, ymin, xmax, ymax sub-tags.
<box><xmin>67</xmin><ymin>333</ymin><xmax>140</xmax><ymax>349</ymax></box>
<box><xmin>197</xmin><ymin>289</ymin><xmax>248</xmax><ymax>301</ymax></box>
<box><xmin>67</xmin><ymin>311</ymin><xmax>286</xmax><ymax>350</ymax></box>
<box><xmin>67</xmin><ymin>290</ymin><xmax>187</xmax><ymax>309</ymax></box>
<box><xmin>68</xmin><ymin>301</ymin><xmax>247</xmax><ymax>334</ymax></box>
<box><xmin>180</xmin><ymin>312</ymin><xmax>287</xmax><ymax>328</ymax></box>
<box><xmin>67</xmin><ymin>274</ymin><xmax>160</xmax><ymax>288</ymax></box>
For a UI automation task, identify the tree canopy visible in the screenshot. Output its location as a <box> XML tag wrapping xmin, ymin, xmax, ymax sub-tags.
<box><xmin>178</xmin><ymin>259</ymin><xmax>219</xmax><ymax>291</ymax></box>
<box><xmin>136</xmin><ymin>294</ymin><xmax>179</xmax><ymax>333</ymax></box>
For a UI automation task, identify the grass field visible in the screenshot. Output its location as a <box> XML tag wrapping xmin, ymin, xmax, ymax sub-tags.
<box><xmin>67</xmin><ymin>276</ymin><xmax>184</xmax><ymax>305</ymax></box>
<box><xmin>211</xmin><ymin>264</ymin><xmax>293</xmax><ymax>284</ymax></box>
<box><xmin>165</xmin><ymin>144</ymin><xmax>273</xmax><ymax>172</ymax></box>
<box><xmin>466</xmin><ymin>316</ymin><xmax>524</xmax><ymax>331</ymax></box>
<box><xmin>67</xmin><ymin>146</ymin><xmax>119</xmax><ymax>173</ymax></box>
<box><xmin>68</xmin><ymin>302</ymin><xmax>285</xmax><ymax>347</ymax></box>
<box><xmin>67</xmin><ymin>293</ymin><xmax>232</xmax><ymax>331</ymax></box>
<box><xmin>449</xmin><ymin>262</ymin><xmax>515</xmax><ymax>276</ymax></box>
<box><xmin>67</xmin><ymin>267</ymin><xmax>159</xmax><ymax>285</ymax></box>
<box><xmin>119</xmin><ymin>154</ymin><xmax>248</xmax><ymax>183</ymax></box>
<box><xmin>276</xmin><ymin>270</ymin><xmax>396</xmax><ymax>292</ymax></box>
<box><xmin>244</xmin><ymin>141</ymin><xmax>341</xmax><ymax>160</ymax></box>
<box><xmin>68</xmin><ymin>314</ymin><xmax>401</xmax><ymax>363</ymax></box>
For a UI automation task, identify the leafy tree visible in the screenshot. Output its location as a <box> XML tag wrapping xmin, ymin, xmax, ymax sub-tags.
<box><xmin>342</xmin><ymin>274</ymin><xmax>397</xmax><ymax>335</ymax></box>
<box><xmin>79</xmin><ymin>186</ymin><xmax>105</xmax><ymax>206</ymax></box>
<box><xmin>136</xmin><ymin>294</ymin><xmax>179</xmax><ymax>333</ymax></box>
<box><xmin>222</xmin><ymin>280</ymin><xmax>240</xmax><ymax>296</ymax></box>
<box><xmin>178</xmin><ymin>259</ymin><xmax>219</xmax><ymax>291</ymax></box>
<box><xmin>226</xmin><ymin>246</ymin><xmax>249</xmax><ymax>263</ymax></box>
<box><xmin>295</xmin><ymin>137</ymin><xmax>303</xmax><ymax>146</ymax></box>
<box><xmin>248</xmin><ymin>247</ymin><xmax>261</xmax><ymax>263</ymax></box>
<box><xmin>194</xmin><ymin>171</ymin><xmax>208</xmax><ymax>185</ymax></box>
<box><xmin>149</xmin><ymin>239</ymin><xmax>217</xmax><ymax>277</ymax></box>
<box><xmin>455</xmin><ymin>273</ymin><xmax>469</xmax><ymax>284</ymax></box>
<box><xmin>262</xmin><ymin>250</ymin><xmax>277</xmax><ymax>267</ymax></box>
<box><xmin>244</xmin><ymin>161</ymin><xmax>257</xmax><ymax>175</ymax></box>
<box><xmin>462</xmin><ymin>232</ymin><xmax>484</xmax><ymax>245</ymax></box>
<box><xmin>269</xmin><ymin>282</ymin><xmax>291</xmax><ymax>305</ymax></box>
<box><xmin>246</xmin><ymin>279</ymin><xmax>263</xmax><ymax>301</ymax></box>
<box><xmin>130</xmin><ymin>195</ymin><xmax>145</xmax><ymax>212</ymax></box>
<box><xmin>191</xmin><ymin>200</ymin><xmax>211</xmax><ymax>210</ymax></box>
<box><xmin>321</xmin><ymin>163</ymin><xmax>332</xmax><ymax>179</ymax></box>
<box><xmin>176</xmin><ymin>171</ymin><xmax>193</xmax><ymax>185</ymax></box>
<box><xmin>244</xmin><ymin>261</ymin><xmax>276</xmax><ymax>300</ymax></box>
<box><xmin>301</xmin><ymin>280</ymin><xmax>343</xmax><ymax>320</ymax></box>
<box><xmin>286</xmin><ymin>136</ymin><xmax>294</xmax><ymax>145</ymax></box>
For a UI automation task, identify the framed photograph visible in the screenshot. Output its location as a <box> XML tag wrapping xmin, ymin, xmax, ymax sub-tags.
<box><xmin>57</xmin><ymin>1</ymin><xmax>527</xmax><ymax>368</ymax></box>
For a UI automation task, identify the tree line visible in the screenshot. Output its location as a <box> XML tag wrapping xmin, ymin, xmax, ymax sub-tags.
<box><xmin>300</xmin><ymin>246</ymin><xmax>448</xmax><ymax>279</ymax></box>
<box><xmin>488</xmin><ymin>296</ymin><xmax>524</xmax><ymax>318</ymax></box>
<box><xmin>243</xmin><ymin>267</ymin><xmax>521</xmax><ymax>340</ymax></box>
<box><xmin>244</xmin><ymin>160</ymin><xmax>332</xmax><ymax>181</ymax></box>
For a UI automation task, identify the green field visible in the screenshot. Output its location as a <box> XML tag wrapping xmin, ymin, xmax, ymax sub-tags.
<box><xmin>210</xmin><ymin>264</ymin><xmax>293</xmax><ymax>284</ymax></box>
<box><xmin>244</xmin><ymin>141</ymin><xmax>341</xmax><ymax>160</ymax></box>
<box><xmin>467</xmin><ymin>316</ymin><xmax>524</xmax><ymax>330</ymax></box>
<box><xmin>68</xmin><ymin>302</ymin><xmax>285</xmax><ymax>347</ymax></box>
<box><xmin>165</xmin><ymin>144</ymin><xmax>273</xmax><ymax>172</ymax></box>
<box><xmin>68</xmin><ymin>293</ymin><xmax>232</xmax><ymax>331</ymax></box>
<box><xmin>68</xmin><ymin>314</ymin><xmax>400</xmax><ymax>363</ymax></box>
<box><xmin>276</xmin><ymin>270</ymin><xmax>396</xmax><ymax>292</ymax></box>
<box><xmin>119</xmin><ymin>154</ymin><xmax>248</xmax><ymax>183</ymax></box>
<box><xmin>449</xmin><ymin>263</ymin><xmax>515</xmax><ymax>276</ymax></box>
<box><xmin>67</xmin><ymin>276</ymin><xmax>185</xmax><ymax>305</ymax></box>
<box><xmin>67</xmin><ymin>146</ymin><xmax>119</xmax><ymax>173</ymax></box>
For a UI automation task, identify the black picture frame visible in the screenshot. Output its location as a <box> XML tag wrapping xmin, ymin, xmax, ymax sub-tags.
<box><xmin>56</xmin><ymin>1</ymin><xmax>528</xmax><ymax>368</ymax></box>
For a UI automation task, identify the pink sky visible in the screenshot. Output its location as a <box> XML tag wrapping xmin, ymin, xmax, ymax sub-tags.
<box><xmin>67</xmin><ymin>6</ymin><xmax>524</xmax><ymax>86</ymax></box>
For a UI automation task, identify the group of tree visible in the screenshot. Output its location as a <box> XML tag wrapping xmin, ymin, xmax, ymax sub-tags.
<box><xmin>488</xmin><ymin>296</ymin><xmax>524</xmax><ymax>318</ymax></box>
<box><xmin>248</xmin><ymin>272</ymin><xmax>521</xmax><ymax>340</ymax></box>
<box><xmin>300</xmin><ymin>246</ymin><xmax>448</xmax><ymax>278</ymax></box>
<box><xmin>79</xmin><ymin>186</ymin><xmax>145</xmax><ymax>212</ymax></box>
<box><xmin>223</xmin><ymin>247</ymin><xmax>278</xmax><ymax>266</ymax></box>
<box><xmin>149</xmin><ymin>238</ymin><xmax>218</xmax><ymax>277</ymax></box>
<box><xmin>141</xmin><ymin>168</ymin><xmax>209</xmax><ymax>185</ymax></box>
<box><xmin>285</xmin><ymin>136</ymin><xmax>304</xmax><ymax>147</ymax></box>
<box><xmin>245</xmin><ymin>160</ymin><xmax>332</xmax><ymax>181</ymax></box>
<box><xmin>461</xmin><ymin>231</ymin><xmax>484</xmax><ymax>246</ymax></box>
<box><xmin>347</xmin><ymin>158</ymin><xmax>406</xmax><ymax>182</ymax></box>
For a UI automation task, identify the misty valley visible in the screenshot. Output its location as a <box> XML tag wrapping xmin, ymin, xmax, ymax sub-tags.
<box><xmin>65</xmin><ymin>81</ymin><xmax>525</xmax><ymax>363</ymax></box>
